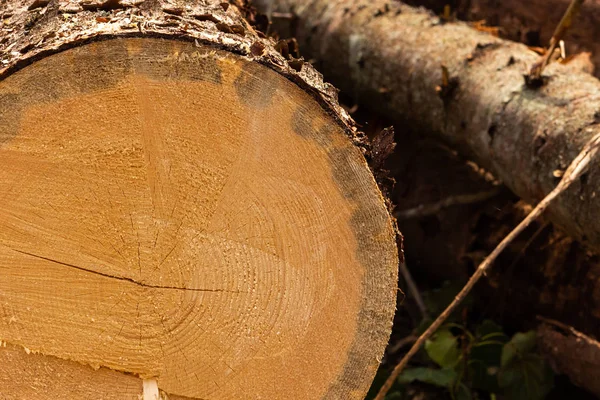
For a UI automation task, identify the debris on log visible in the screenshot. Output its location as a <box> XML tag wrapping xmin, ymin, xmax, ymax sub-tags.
<box><xmin>406</xmin><ymin>0</ymin><xmax>600</xmax><ymax>77</ymax></box>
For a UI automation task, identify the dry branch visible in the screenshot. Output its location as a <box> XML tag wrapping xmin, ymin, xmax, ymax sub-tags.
<box><xmin>527</xmin><ymin>0</ymin><xmax>584</xmax><ymax>82</ymax></box>
<box><xmin>394</xmin><ymin>187</ymin><xmax>501</xmax><ymax>219</ymax></box>
<box><xmin>262</xmin><ymin>0</ymin><xmax>600</xmax><ymax>253</ymax></box>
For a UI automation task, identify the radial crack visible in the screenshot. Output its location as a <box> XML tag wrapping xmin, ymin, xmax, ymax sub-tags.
<box><xmin>12</xmin><ymin>249</ymin><xmax>241</xmax><ymax>293</ymax></box>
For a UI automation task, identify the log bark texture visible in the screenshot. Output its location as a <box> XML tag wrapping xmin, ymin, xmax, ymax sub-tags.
<box><xmin>406</xmin><ymin>0</ymin><xmax>600</xmax><ymax>77</ymax></box>
<box><xmin>0</xmin><ymin>1</ymin><xmax>399</xmax><ymax>399</ymax></box>
<box><xmin>538</xmin><ymin>321</ymin><xmax>600</xmax><ymax>398</ymax></box>
<box><xmin>262</xmin><ymin>0</ymin><xmax>600</xmax><ymax>253</ymax></box>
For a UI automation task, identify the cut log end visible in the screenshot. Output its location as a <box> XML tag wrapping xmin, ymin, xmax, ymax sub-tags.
<box><xmin>0</xmin><ymin>37</ymin><xmax>398</xmax><ymax>399</ymax></box>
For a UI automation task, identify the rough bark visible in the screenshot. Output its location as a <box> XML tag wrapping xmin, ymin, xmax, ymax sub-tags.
<box><xmin>0</xmin><ymin>0</ymin><xmax>359</xmax><ymax>147</ymax></box>
<box><xmin>0</xmin><ymin>1</ymin><xmax>399</xmax><ymax>399</ymax></box>
<box><xmin>538</xmin><ymin>321</ymin><xmax>600</xmax><ymax>397</ymax></box>
<box><xmin>262</xmin><ymin>0</ymin><xmax>600</xmax><ymax>254</ymax></box>
<box><xmin>405</xmin><ymin>0</ymin><xmax>600</xmax><ymax>77</ymax></box>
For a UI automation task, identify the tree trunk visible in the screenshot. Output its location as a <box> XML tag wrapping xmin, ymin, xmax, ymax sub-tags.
<box><xmin>0</xmin><ymin>1</ymin><xmax>399</xmax><ymax>399</ymax></box>
<box><xmin>405</xmin><ymin>0</ymin><xmax>600</xmax><ymax>77</ymax></box>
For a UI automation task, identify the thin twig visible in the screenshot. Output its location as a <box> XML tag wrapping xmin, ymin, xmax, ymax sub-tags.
<box><xmin>375</xmin><ymin>131</ymin><xmax>600</xmax><ymax>400</ymax></box>
<box><xmin>394</xmin><ymin>188</ymin><xmax>501</xmax><ymax>219</ymax></box>
<box><xmin>529</xmin><ymin>0</ymin><xmax>584</xmax><ymax>80</ymax></box>
<box><xmin>537</xmin><ymin>315</ymin><xmax>600</xmax><ymax>345</ymax></box>
<box><xmin>537</xmin><ymin>316</ymin><xmax>576</xmax><ymax>334</ymax></box>
<box><xmin>271</xmin><ymin>11</ymin><xmax>294</xmax><ymax>19</ymax></box>
<box><xmin>399</xmin><ymin>262</ymin><xmax>428</xmax><ymax>318</ymax></box>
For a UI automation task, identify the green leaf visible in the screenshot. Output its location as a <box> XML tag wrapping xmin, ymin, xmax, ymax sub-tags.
<box><xmin>499</xmin><ymin>331</ymin><xmax>554</xmax><ymax>400</ymax></box>
<box><xmin>385</xmin><ymin>392</ymin><xmax>404</xmax><ymax>400</ymax></box>
<box><xmin>425</xmin><ymin>329</ymin><xmax>462</xmax><ymax>368</ymax></box>
<box><xmin>398</xmin><ymin>367</ymin><xmax>457</xmax><ymax>388</ymax></box>
<box><xmin>469</xmin><ymin>320</ymin><xmax>507</xmax><ymax>392</ymax></box>
<box><xmin>501</xmin><ymin>331</ymin><xmax>536</xmax><ymax>367</ymax></box>
<box><xmin>475</xmin><ymin>320</ymin><xmax>506</xmax><ymax>340</ymax></box>
<box><xmin>498</xmin><ymin>353</ymin><xmax>554</xmax><ymax>400</ymax></box>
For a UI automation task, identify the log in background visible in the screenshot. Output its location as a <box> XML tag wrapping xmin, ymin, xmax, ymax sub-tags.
<box><xmin>406</xmin><ymin>0</ymin><xmax>600</xmax><ymax>77</ymax></box>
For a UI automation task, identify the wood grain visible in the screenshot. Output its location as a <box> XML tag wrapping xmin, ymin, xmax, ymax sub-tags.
<box><xmin>0</xmin><ymin>36</ymin><xmax>398</xmax><ymax>399</ymax></box>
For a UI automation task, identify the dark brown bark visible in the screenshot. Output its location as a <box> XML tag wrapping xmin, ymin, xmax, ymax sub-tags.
<box><xmin>264</xmin><ymin>0</ymin><xmax>600</xmax><ymax>253</ymax></box>
<box><xmin>406</xmin><ymin>0</ymin><xmax>600</xmax><ymax>77</ymax></box>
<box><xmin>538</xmin><ymin>321</ymin><xmax>600</xmax><ymax>397</ymax></box>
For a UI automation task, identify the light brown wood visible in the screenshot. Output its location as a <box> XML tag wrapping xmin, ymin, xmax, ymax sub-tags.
<box><xmin>0</xmin><ymin>37</ymin><xmax>398</xmax><ymax>399</ymax></box>
<box><xmin>0</xmin><ymin>342</ymin><xmax>143</xmax><ymax>400</ymax></box>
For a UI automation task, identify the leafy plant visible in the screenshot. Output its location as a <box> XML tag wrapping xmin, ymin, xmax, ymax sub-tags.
<box><xmin>398</xmin><ymin>367</ymin><xmax>457</xmax><ymax>387</ymax></box>
<box><xmin>498</xmin><ymin>332</ymin><xmax>554</xmax><ymax>400</ymax></box>
<box><xmin>425</xmin><ymin>329</ymin><xmax>462</xmax><ymax>369</ymax></box>
<box><xmin>392</xmin><ymin>322</ymin><xmax>554</xmax><ymax>400</ymax></box>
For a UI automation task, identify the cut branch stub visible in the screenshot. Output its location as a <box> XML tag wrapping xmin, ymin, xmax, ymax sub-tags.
<box><xmin>0</xmin><ymin>11</ymin><xmax>397</xmax><ymax>400</ymax></box>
